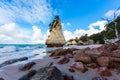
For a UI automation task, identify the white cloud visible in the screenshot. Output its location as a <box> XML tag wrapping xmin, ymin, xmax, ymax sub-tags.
<box><xmin>105</xmin><ymin>10</ymin><xmax>120</xmax><ymax>18</ymax></box>
<box><xmin>0</xmin><ymin>21</ymin><xmax>107</xmax><ymax>43</ymax></box>
<box><xmin>62</xmin><ymin>22</ymin><xmax>71</xmax><ymax>27</ymax></box>
<box><xmin>66</xmin><ymin>22</ymin><xmax>71</xmax><ymax>26</ymax></box>
<box><xmin>0</xmin><ymin>23</ymin><xmax>48</xmax><ymax>44</ymax></box>
<box><xmin>0</xmin><ymin>0</ymin><xmax>53</xmax><ymax>24</ymax></box>
<box><xmin>63</xmin><ymin>21</ymin><xmax>107</xmax><ymax>41</ymax></box>
<box><xmin>61</xmin><ymin>23</ymin><xmax>64</xmax><ymax>27</ymax></box>
<box><xmin>31</xmin><ymin>26</ymin><xmax>47</xmax><ymax>43</ymax></box>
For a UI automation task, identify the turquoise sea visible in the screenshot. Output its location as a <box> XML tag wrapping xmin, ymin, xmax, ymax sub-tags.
<box><xmin>0</xmin><ymin>44</ymin><xmax>47</xmax><ymax>65</ymax></box>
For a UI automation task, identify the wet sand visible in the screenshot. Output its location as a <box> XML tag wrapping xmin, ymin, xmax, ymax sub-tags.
<box><xmin>0</xmin><ymin>44</ymin><xmax>120</xmax><ymax>80</ymax></box>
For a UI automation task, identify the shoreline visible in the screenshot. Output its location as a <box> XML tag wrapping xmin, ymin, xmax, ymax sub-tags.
<box><xmin>0</xmin><ymin>44</ymin><xmax>120</xmax><ymax>80</ymax></box>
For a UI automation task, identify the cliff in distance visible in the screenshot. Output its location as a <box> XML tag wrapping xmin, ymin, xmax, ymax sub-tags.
<box><xmin>45</xmin><ymin>16</ymin><xmax>66</xmax><ymax>47</ymax></box>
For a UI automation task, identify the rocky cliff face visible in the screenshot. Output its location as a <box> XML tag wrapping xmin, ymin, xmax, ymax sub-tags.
<box><xmin>46</xmin><ymin>16</ymin><xmax>66</xmax><ymax>47</ymax></box>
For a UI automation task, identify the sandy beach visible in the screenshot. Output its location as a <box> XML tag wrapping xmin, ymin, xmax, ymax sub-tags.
<box><xmin>0</xmin><ymin>44</ymin><xmax>120</xmax><ymax>80</ymax></box>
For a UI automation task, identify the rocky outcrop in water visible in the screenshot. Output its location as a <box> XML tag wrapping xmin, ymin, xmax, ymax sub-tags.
<box><xmin>46</xmin><ymin>16</ymin><xmax>66</xmax><ymax>47</ymax></box>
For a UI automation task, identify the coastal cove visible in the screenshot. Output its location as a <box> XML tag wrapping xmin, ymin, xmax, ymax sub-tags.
<box><xmin>0</xmin><ymin>0</ymin><xmax>120</xmax><ymax>80</ymax></box>
<box><xmin>0</xmin><ymin>44</ymin><xmax>120</xmax><ymax>80</ymax></box>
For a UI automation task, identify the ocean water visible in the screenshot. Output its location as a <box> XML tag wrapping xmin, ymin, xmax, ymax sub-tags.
<box><xmin>0</xmin><ymin>44</ymin><xmax>48</xmax><ymax>65</ymax></box>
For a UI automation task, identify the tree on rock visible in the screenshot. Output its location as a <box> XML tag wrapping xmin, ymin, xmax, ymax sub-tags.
<box><xmin>46</xmin><ymin>16</ymin><xmax>66</xmax><ymax>47</ymax></box>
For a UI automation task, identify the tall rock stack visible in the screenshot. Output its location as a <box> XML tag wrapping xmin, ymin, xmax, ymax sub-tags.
<box><xmin>46</xmin><ymin>16</ymin><xmax>66</xmax><ymax>47</ymax></box>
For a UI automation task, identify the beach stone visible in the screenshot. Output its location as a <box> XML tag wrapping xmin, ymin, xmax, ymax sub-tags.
<box><xmin>109</xmin><ymin>61</ymin><xmax>120</xmax><ymax>69</ymax></box>
<box><xmin>75</xmin><ymin>55</ymin><xmax>92</xmax><ymax>64</ymax></box>
<box><xmin>46</xmin><ymin>62</ymin><xmax>54</xmax><ymax>67</ymax></box>
<box><xmin>112</xmin><ymin>49</ymin><xmax>120</xmax><ymax>58</ymax></box>
<box><xmin>99</xmin><ymin>43</ymin><xmax>118</xmax><ymax>52</ymax></box>
<box><xmin>0</xmin><ymin>57</ymin><xmax>28</xmax><ymax>68</ymax></box>
<box><xmin>97</xmin><ymin>67</ymin><xmax>112</xmax><ymax>77</ymax></box>
<box><xmin>68</xmin><ymin>68</ymin><xmax>75</xmax><ymax>72</ymax></box>
<box><xmin>110</xmin><ymin>57</ymin><xmax>120</xmax><ymax>62</ymax></box>
<box><xmin>87</xmin><ymin>48</ymin><xmax>101</xmax><ymax>57</ymax></box>
<box><xmin>106</xmin><ymin>43</ymin><xmax>118</xmax><ymax>52</ymax></box>
<box><xmin>0</xmin><ymin>78</ymin><xmax>4</xmax><ymax>80</ymax></box>
<box><xmin>75</xmin><ymin>51</ymin><xmax>92</xmax><ymax>64</ymax></box>
<box><xmin>53</xmin><ymin>56</ymin><xmax>60</xmax><ymax>59</ymax></box>
<box><xmin>92</xmin><ymin>77</ymin><xmax>107</xmax><ymax>80</ymax></box>
<box><xmin>67</xmin><ymin>47</ymin><xmax>79</xmax><ymax>52</ymax></box>
<box><xmin>98</xmin><ymin>43</ymin><xmax>118</xmax><ymax>56</ymax></box>
<box><xmin>66</xmin><ymin>53</ymin><xmax>73</xmax><ymax>58</ymax></box>
<box><xmin>87</xmin><ymin>63</ymin><xmax>97</xmax><ymax>69</ymax></box>
<box><xmin>19</xmin><ymin>57</ymin><xmax>28</xmax><ymax>61</ymax></box>
<box><xmin>19</xmin><ymin>70</ymin><xmax>37</xmax><ymax>80</ymax></box>
<box><xmin>50</xmin><ymin>49</ymin><xmax>68</xmax><ymax>57</ymax></box>
<box><xmin>20</xmin><ymin>62</ymin><xmax>36</xmax><ymax>71</ymax></box>
<box><xmin>63</xmin><ymin>75</ymin><xmax>74</xmax><ymax>80</ymax></box>
<box><xmin>97</xmin><ymin>56</ymin><xmax>110</xmax><ymax>67</ymax></box>
<box><xmin>70</xmin><ymin>62</ymin><xmax>88</xmax><ymax>73</ymax></box>
<box><xmin>50</xmin><ymin>48</ymin><xmax>77</xmax><ymax>57</ymax></box>
<box><xmin>31</xmin><ymin>66</ymin><xmax>64</xmax><ymax>80</ymax></box>
<box><xmin>74</xmin><ymin>47</ymin><xmax>93</xmax><ymax>64</ymax></box>
<box><xmin>58</xmin><ymin>57</ymin><xmax>70</xmax><ymax>64</ymax></box>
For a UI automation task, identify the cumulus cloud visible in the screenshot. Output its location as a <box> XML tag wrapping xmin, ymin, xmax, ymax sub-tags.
<box><xmin>31</xmin><ymin>26</ymin><xmax>48</xmax><ymax>43</ymax></box>
<box><xmin>63</xmin><ymin>21</ymin><xmax>107</xmax><ymax>41</ymax></box>
<box><xmin>0</xmin><ymin>0</ymin><xmax>53</xmax><ymax>24</ymax></box>
<box><xmin>0</xmin><ymin>21</ymin><xmax>107</xmax><ymax>43</ymax></box>
<box><xmin>0</xmin><ymin>23</ymin><xmax>47</xmax><ymax>44</ymax></box>
<box><xmin>104</xmin><ymin>10</ymin><xmax>120</xmax><ymax>18</ymax></box>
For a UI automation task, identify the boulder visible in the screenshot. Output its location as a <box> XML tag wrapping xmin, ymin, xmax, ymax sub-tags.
<box><xmin>0</xmin><ymin>57</ymin><xmax>28</xmax><ymax>68</ymax></box>
<box><xmin>31</xmin><ymin>66</ymin><xmax>64</xmax><ymax>80</ymax></box>
<box><xmin>46</xmin><ymin>16</ymin><xmax>65</xmax><ymax>47</ymax></box>
<box><xmin>97</xmin><ymin>43</ymin><xmax>118</xmax><ymax>56</ymax></box>
<box><xmin>19</xmin><ymin>70</ymin><xmax>37</xmax><ymax>80</ymax></box>
<box><xmin>97</xmin><ymin>56</ymin><xmax>110</xmax><ymax>67</ymax></box>
<box><xmin>20</xmin><ymin>62</ymin><xmax>36</xmax><ymax>71</ymax></box>
<box><xmin>58</xmin><ymin>57</ymin><xmax>70</xmax><ymax>64</ymax></box>
<box><xmin>0</xmin><ymin>78</ymin><xmax>4</xmax><ymax>80</ymax></box>
<box><xmin>97</xmin><ymin>67</ymin><xmax>112</xmax><ymax>77</ymax></box>
<box><xmin>68</xmin><ymin>68</ymin><xmax>75</xmax><ymax>72</ymax></box>
<box><xmin>70</xmin><ymin>62</ymin><xmax>88</xmax><ymax>73</ymax></box>
<box><xmin>53</xmin><ymin>56</ymin><xmax>60</xmax><ymax>59</ymax></box>
<box><xmin>66</xmin><ymin>53</ymin><xmax>73</xmax><ymax>58</ymax></box>
<box><xmin>108</xmin><ymin>61</ymin><xmax>120</xmax><ymax>68</ymax></box>
<box><xmin>98</xmin><ymin>43</ymin><xmax>118</xmax><ymax>52</ymax></box>
<box><xmin>74</xmin><ymin>49</ymin><xmax>92</xmax><ymax>64</ymax></box>
<box><xmin>92</xmin><ymin>77</ymin><xmax>108</xmax><ymax>80</ymax></box>
<box><xmin>50</xmin><ymin>48</ymin><xmax>77</xmax><ymax>57</ymax></box>
<box><xmin>75</xmin><ymin>55</ymin><xmax>92</xmax><ymax>64</ymax></box>
<box><xmin>112</xmin><ymin>49</ymin><xmax>120</xmax><ymax>58</ymax></box>
<box><xmin>87</xmin><ymin>63</ymin><xmax>97</xmax><ymax>69</ymax></box>
<box><xmin>110</xmin><ymin>57</ymin><xmax>120</xmax><ymax>62</ymax></box>
<box><xmin>50</xmin><ymin>49</ymin><xmax>68</xmax><ymax>57</ymax></box>
<box><xmin>63</xmin><ymin>75</ymin><xmax>74</xmax><ymax>80</ymax></box>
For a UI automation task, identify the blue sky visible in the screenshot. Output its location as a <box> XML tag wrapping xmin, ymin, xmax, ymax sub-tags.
<box><xmin>0</xmin><ymin>0</ymin><xmax>120</xmax><ymax>43</ymax></box>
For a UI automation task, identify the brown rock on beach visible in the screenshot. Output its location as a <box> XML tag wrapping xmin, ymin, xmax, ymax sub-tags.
<box><xmin>97</xmin><ymin>56</ymin><xmax>111</xmax><ymax>67</ymax></box>
<box><xmin>68</xmin><ymin>68</ymin><xmax>75</xmax><ymax>72</ymax></box>
<box><xmin>97</xmin><ymin>67</ymin><xmax>112</xmax><ymax>77</ymax></box>
<box><xmin>31</xmin><ymin>66</ymin><xmax>64</xmax><ymax>80</ymax></box>
<box><xmin>74</xmin><ymin>50</ymin><xmax>92</xmax><ymax>64</ymax></box>
<box><xmin>63</xmin><ymin>75</ymin><xmax>74</xmax><ymax>80</ymax></box>
<box><xmin>20</xmin><ymin>62</ymin><xmax>36</xmax><ymax>71</ymax></box>
<box><xmin>70</xmin><ymin>62</ymin><xmax>88</xmax><ymax>73</ymax></box>
<box><xmin>58</xmin><ymin>57</ymin><xmax>70</xmax><ymax>64</ymax></box>
<box><xmin>87</xmin><ymin>63</ymin><xmax>97</xmax><ymax>69</ymax></box>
